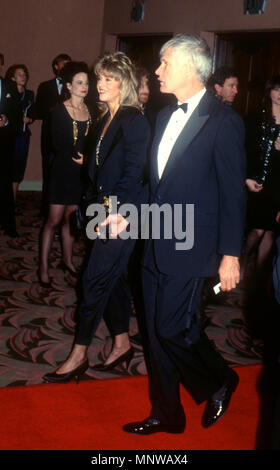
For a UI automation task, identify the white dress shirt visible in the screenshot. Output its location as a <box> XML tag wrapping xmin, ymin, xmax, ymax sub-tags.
<box><xmin>56</xmin><ymin>77</ymin><xmax>63</xmax><ymax>95</ymax></box>
<box><xmin>157</xmin><ymin>87</ymin><xmax>206</xmax><ymax>179</ymax></box>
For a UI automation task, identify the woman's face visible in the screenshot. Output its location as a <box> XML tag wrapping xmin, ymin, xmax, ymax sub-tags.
<box><xmin>67</xmin><ymin>72</ymin><xmax>89</xmax><ymax>99</ymax></box>
<box><xmin>12</xmin><ymin>68</ymin><xmax>28</xmax><ymax>87</ymax></box>
<box><xmin>270</xmin><ymin>86</ymin><xmax>280</xmax><ymax>106</ymax></box>
<box><xmin>139</xmin><ymin>76</ymin><xmax>150</xmax><ymax>105</ymax></box>
<box><xmin>96</xmin><ymin>72</ymin><xmax>121</xmax><ymax>107</ymax></box>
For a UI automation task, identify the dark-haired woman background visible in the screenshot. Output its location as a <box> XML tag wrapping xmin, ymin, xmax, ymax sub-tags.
<box><xmin>38</xmin><ymin>61</ymin><xmax>92</xmax><ymax>287</ymax></box>
<box><xmin>5</xmin><ymin>64</ymin><xmax>35</xmax><ymax>205</ymax></box>
<box><xmin>243</xmin><ymin>76</ymin><xmax>280</xmax><ymax>348</ymax></box>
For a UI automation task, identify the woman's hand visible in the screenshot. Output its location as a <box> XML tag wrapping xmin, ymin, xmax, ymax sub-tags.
<box><xmin>23</xmin><ymin>116</ymin><xmax>32</xmax><ymax>124</ymax></box>
<box><xmin>96</xmin><ymin>213</ymin><xmax>129</xmax><ymax>239</ymax></box>
<box><xmin>0</xmin><ymin>114</ymin><xmax>8</xmax><ymax>127</ymax></box>
<box><xmin>72</xmin><ymin>152</ymin><xmax>84</xmax><ymax>165</ymax></box>
<box><xmin>275</xmin><ymin>137</ymin><xmax>280</xmax><ymax>151</ymax></box>
<box><xmin>246</xmin><ymin>178</ymin><xmax>263</xmax><ymax>192</ymax></box>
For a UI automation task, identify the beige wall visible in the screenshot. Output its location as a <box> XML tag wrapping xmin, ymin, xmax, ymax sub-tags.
<box><xmin>103</xmin><ymin>0</ymin><xmax>280</xmax><ymax>36</ymax></box>
<box><xmin>1</xmin><ymin>0</ymin><xmax>105</xmax><ymax>186</ymax></box>
<box><xmin>3</xmin><ymin>0</ymin><xmax>280</xmax><ymax>185</ymax></box>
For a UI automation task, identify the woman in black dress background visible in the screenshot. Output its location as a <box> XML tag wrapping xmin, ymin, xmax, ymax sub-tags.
<box><xmin>39</xmin><ymin>61</ymin><xmax>92</xmax><ymax>286</ymax></box>
<box><xmin>5</xmin><ymin>64</ymin><xmax>35</xmax><ymax>204</ymax></box>
<box><xmin>243</xmin><ymin>76</ymin><xmax>280</xmax><ymax>343</ymax></box>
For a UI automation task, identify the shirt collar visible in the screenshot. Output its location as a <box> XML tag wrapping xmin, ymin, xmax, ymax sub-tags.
<box><xmin>178</xmin><ymin>87</ymin><xmax>206</xmax><ymax>111</ymax></box>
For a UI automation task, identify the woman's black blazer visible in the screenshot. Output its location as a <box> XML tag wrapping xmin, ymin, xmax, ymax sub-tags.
<box><xmin>86</xmin><ymin>106</ymin><xmax>151</xmax><ymax>208</ymax></box>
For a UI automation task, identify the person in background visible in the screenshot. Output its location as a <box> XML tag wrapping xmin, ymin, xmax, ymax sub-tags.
<box><xmin>243</xmin><ymin>76</ymin><xmax>280</xmax><ymax>350</ymax></box>
<box><xmin>137</xmin><ymin>67</ymin><xmax>150</xmax><ymax>112</ymax></box>
<box><xmin>38</xmin><ymin>61</ymin><xmax>92</xmax><ymax>287</ymax></box>
<box><xmin>5</xmin><ymin>64</ymin><xmax>35</xmax><ymax>204</ymax></box>
<box><xmin>0</xmin><ymin>53</ymin><xmax>21</xmax><ymax>237</ymax></box>
<box><xmin>207</xmin><ymin>66</ymin><xmax>239</xmax><ymax>105</ymax></box>
<box><xmin>136</xmin><ymin>67</ymin><xmax>157</xmax><ymax>131</ymax></box>
<box><xmin>35</xmin><ymin>53</ymin><xmax>71</xmax><ymax>217</ymax></box>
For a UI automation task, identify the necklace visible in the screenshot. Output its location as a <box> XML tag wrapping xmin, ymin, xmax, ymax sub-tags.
<box><xmin>70</xmin><ymin>100</ymin><xmax>92</xmax><ymax>145</ymax></box>
<box><xmin>95</xmin><ymin>136</ymin><xmax>103</xmax><ymax>166</ymax></box>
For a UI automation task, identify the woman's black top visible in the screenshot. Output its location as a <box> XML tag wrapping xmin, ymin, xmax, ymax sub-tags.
<box><xmin>245</xmin><ymin>107</ymin><xmax>280</xmax><ymax>230</ymax></box>
<box><xmin>49</xmin><ymin>103</ymin><xmax>91</xmax><ymax>205</ymax></box>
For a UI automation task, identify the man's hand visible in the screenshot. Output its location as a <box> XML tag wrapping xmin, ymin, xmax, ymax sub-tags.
<box><xmin>246</xmin><ymin>178</ymin><xmax>263</xmax><ymax>192</ymax></box>
<box><xmin>0</xmin><ymin>114</ymin><xmax>8</xmax><ymax>128</ymax></box>
<box><xmin>96</xmin><ymin>213</ymin><xmax>129</xmax><ymax>239</ymax></box>
<box><xmin>218</xmin><ymin>255</ymin><xmax>240</xmax><ymax>292</ymax></box>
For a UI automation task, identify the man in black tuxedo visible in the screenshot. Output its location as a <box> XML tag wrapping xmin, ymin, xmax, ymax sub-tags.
<box><xmin>121</xmin><ymin>35</ymin><xmax>247</xmax><ymax>435</ymax></box>
<box><xmin>35</xmin><ymin>53</ymin><xmax>71</xmax><ymax>216</ymax></box>
<box><xmin>0</xmin><ymin>53</ymin><xmax>21</xmax><ymax>237</ymax></box>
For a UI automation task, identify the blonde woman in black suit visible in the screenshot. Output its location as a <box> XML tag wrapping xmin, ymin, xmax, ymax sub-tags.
<box><xmin>43</xmin><ymin>52</ymin><xmax>150</xmax><ymax>383</ymax></box>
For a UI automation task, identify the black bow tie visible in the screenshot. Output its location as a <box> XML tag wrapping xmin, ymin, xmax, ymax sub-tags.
<box><xmin>173</xmin><ymin>102</ymin><xmax>188</xmax><ymax>113</ymax></box>
<box><xmin>57</xmin><ymin>77</ymin><xmax>62</xmax><ymax>83</ymax></box>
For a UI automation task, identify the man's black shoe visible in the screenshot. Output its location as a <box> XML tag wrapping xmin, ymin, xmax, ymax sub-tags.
<box><xmin>123</xmin><ymin>417</ymin><xmax>185</xmax><ymax>435</ymax></box>
<box><xmin>202</xmin><ymin>369</ymin><xmax>239</xmax><ymax>428</ymax></box>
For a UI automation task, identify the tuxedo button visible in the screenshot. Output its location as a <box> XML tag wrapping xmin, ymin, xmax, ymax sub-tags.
<box><xmin>99</xmin><ymin>185</ymin><xmax>103</xmax><ymax>190</ymax></box>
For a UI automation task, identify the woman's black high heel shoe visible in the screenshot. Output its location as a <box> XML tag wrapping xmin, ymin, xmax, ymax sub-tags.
<box><xmin>92</xmin><ymin>347</ymin><xmax>134</xmax><ymax>372</ymax></box>
<box><xmin>43</xmin><ymin>359</ymin><xmax>89</xmax><ymax>384</ymax></box>
<box><xmin>37</xmin><ymin>269</ymin><xmax>52</xmax><ymax>288</ymax></box>
<box><xmin>60</xmin><ymin>261</ymin><xmax>79</xmax><ymax>278</ymax></box>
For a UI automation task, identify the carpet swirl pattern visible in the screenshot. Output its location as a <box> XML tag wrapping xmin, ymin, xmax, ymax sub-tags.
<box><xmin>0</xmin><ymin>192</ymin><xmax>261</xmax><ymax>388</ymax></box>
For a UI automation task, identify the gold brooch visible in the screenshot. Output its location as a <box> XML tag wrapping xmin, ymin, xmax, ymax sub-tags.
<box><xmin>102</xmin><ymin>196</ymin><xmax>112</xmax><ymax>213</ymax></box>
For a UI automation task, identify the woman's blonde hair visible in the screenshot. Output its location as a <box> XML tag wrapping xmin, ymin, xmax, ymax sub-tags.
<box><xmin>94</xmin><ymin>52</ymin><xmax>140</xmax><ymax>117</ymax></box>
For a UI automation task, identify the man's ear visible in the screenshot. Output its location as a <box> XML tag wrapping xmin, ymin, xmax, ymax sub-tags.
<box><xmin>214</xmin><ymin>83</ymin><xmax>222</xmax><ymax>96</ymax></box>
<box><xmin>182</xmin><ymin>62</ymin><xmax>195</xmax><ymax>81</ymax></box>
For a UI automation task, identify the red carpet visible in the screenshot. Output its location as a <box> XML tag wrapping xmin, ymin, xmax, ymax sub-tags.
<box><xmin>0</xmin><ymin>364</ymin><xmax>263</xmax><ymax>450</ymax></box>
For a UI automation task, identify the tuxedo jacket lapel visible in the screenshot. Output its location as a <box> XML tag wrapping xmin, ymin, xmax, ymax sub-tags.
<box><xmin>150</xmin><ymin>93</ymin><xmax>213</xmax><ymax>189</ymax></box>
<box><xmin>150</xmin><ymin>106</ymin><xmax>173</xmax><ymax>186</ymax></box>
<box><xmin>52</xmin><ymin>78</ymin><xmax>60</xmax><ymax>101</ymax></box>
<box><xmin>159</xmin><ymin>95</ymin><xmax>210</xmax><ymax>183</ymax></box>
<box><xmin>0</xmin><ymin>78</ymin><xmax>8</xmax><ymax>106</ymax></box>
<box><xmin>0</xmin><ymin>79</ymin><xmax>12</xmax><ymax>113</ymax></box>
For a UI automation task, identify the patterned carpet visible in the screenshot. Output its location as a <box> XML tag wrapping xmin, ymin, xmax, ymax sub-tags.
<box><xmin>0</xmin><ymin>192</ymin><xmax>261</xmax><ymax>388</ymax></box>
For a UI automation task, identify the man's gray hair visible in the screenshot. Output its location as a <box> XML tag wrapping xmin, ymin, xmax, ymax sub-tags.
<box><xmin>160</xmin><ymin>34</ymin><xmax>212</xmax><ymax>84</ymax></box>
